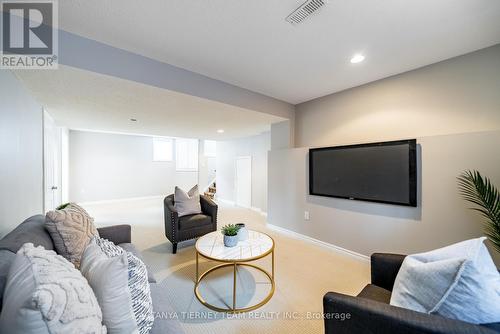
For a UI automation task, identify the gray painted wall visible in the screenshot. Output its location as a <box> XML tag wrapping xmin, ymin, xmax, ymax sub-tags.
<box><xmin>0</xmin><ymin>71</ymin><xmax>43</xmax><ymax>237</ymax></box>
<box><xmin>271</xmin><ymin>120</ymin><xmax>294</xmax><ymax>150</ymax></box>
<box><xmin>269</xmin><ymin>46</ymin><xmax>500</xmax><ymax>262</ymax></box>
<box><xmin>217</xmin><ymin>132</ymin><xmax>270</xmax><ymax>212</ymax></box>
<box><xmin>69</xmin><ymin>130</ymin><xmax>198</xmax><ymax>202</ymax></box>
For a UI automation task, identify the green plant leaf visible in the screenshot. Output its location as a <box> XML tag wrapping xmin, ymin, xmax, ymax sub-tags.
<box><xmin>56</xmin><ymin>202</ymin><xmax>71</xmax><ymax>210</ymax></box>
<box><xmin>221</xmin><ymin>224</ymin><xmax>240</xmax><ymax>236</ymax></box>
<box><xmin>458</xmin><ymin>170</ymin><xmax>500</xmax><ymax>253</ymax></box>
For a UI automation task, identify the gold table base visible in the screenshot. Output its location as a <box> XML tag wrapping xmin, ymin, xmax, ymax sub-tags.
<box><xmin>194</xmin><ymin>249</ymin><xmax>275</xmax><ymax>313</ymax></box>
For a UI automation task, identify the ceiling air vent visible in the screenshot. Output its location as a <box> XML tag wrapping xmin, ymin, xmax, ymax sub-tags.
<box><xmin>285</xmin><ymin>0</ymin><xmax>328</xmax><ymax>25</ymax></box>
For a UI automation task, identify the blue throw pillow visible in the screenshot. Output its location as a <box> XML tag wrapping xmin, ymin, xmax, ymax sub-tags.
<box><xmin>390</xmin><ymin>237</ymin><xmax>500</xmax><ymax>324</ymax></box>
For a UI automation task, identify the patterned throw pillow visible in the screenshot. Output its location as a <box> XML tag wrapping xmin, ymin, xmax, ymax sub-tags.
<box><xmin>81</xmin><ymin>237</ymin><xmax>154</xmax><ymax>334</ymax></box>
<box><xmin>66</xmin><ymin>202</ymin><xmax>93</xmax><ymax>217</ymax></box>
<box><xmin>45</xmin><ymin>203</ymin><xmax>99</xmax><ymax>268</ymax></box>
<box><xmin>0</xmin><ymin>243</ymin><xmax>106</xmax><ymax>333</ymax></box>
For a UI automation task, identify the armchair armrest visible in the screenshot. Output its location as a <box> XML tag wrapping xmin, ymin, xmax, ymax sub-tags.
<box><xmin>97</xmin><ymin>224</ymin><xmax>131</xmax><ymax>244</ymax></box>
<box><xmin>200</xmin><ymin>195</ymin><xmax>218</xmax><ymax>222</ymax></box>
<box><xmin>323</xmin><ymin>292</ymin><xmax>496</xmax><ymax>334</ymax></box>
<box><xmin>163</xmin><ymin>195</ymin><xmax>179</xmax><ymax>243</ymax></box>
<box><xmin>164</xmin><ymin>197</ymin><xmax>178</xmax><ymax>220</ymax></box>
<box><xmin>371</xmin><ymin>253</ymin><xmax>406</xmax><ymax>291</ymax></box>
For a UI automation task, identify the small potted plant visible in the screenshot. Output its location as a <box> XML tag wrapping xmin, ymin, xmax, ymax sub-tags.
<box><xmin>221</xmin><ymin>224</ymin><xmax>240</xmax><ymax>247</ymax></box>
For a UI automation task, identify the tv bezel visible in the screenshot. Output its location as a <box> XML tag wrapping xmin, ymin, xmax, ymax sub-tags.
<box><xmin>309</xmin><ymin>139</ymin><xmax>417</xmax><ymax>207</ymax></box>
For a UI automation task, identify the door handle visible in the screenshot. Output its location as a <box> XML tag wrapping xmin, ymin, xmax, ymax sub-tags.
<box><xmin>51</xmin><ymin>186</ymin><xmax>58</xmax><ymax>190</ymax></box>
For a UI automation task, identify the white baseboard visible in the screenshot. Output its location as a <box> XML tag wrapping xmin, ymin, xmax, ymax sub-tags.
<box><xmin>79</xmin><ymin>195</ymin><xmax>164</xmax><ymax>206</ymax></box>
<box><xmin>217</xmin><ymin>198</ymin><xmax>235</xmax><ymax>206</ymax></box>
<box><xmin>266</xmin><ymin>223</ymin><xmax>369</xmax><ymax>262</ymax></box>
<box><xmin>217</xmin><ymin>200</ymin><xmax>268</xmax><ymax>217</ymax></box>
<box><xmin>251</xmin><ymin>206</ymin><xmax>268</xmax><ymax>217</ymax></box>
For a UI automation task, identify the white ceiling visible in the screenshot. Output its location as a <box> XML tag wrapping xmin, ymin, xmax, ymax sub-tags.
<box><xmin>58</xmin><ymin>0</ymin><xmax>500</xmax><ymax>104</ymax></box>
<box><xmin>14</xmin><ymin>66</ymin><xmax>284</xmax><ymax>140</ymax></box>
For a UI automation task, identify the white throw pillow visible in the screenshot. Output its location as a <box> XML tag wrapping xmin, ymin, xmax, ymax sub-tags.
<box><xmin>0</xmin><ymin>243</ymin><xmax>106</xmax><ymax>334</ymax></box>
<box><xmin>174</xmin><ymin>185</ymin><xmax>202</xmax><ymax>217</ymax></box>
<box><xmin>80</xmin><ymin>237</ymin><xmax>153</xmax><ymax>334</ymax></box>
<box><xmin>390</xmin><ymin>237</ymin><xmax>500</xmax><ymax>324</ymax></box>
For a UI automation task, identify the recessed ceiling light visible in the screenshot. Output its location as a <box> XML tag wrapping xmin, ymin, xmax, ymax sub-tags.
<box><xmin>130</xmin><ymin>118</ymin><xmax>137</xmax><ymax>122</ymax></box>
<box><xmin>350</xmin><ymin>54</ymin><xmax>365</xmax><ymax>64</ymax></box>
<box><xmin>217</xmin><ymin>129</ymin><xmax>224</xmax><ymax>134</ymax></box>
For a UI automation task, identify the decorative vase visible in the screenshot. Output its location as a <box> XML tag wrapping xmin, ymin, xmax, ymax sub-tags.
<box><xmin>236</xmin><ymin>223</ymin><xmax>249</xmax><ymax>241</ymax></box>
<box><xmin>223</xmin><ymin>234</ymin><xmax>238</xmax><ymax>247</ymax></box>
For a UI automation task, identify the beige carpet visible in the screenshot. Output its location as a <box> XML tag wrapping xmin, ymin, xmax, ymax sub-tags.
<box><xmin>83</xmin><ymin>197</ymin><xmax>370</xmax><ymax>334</ymax></box>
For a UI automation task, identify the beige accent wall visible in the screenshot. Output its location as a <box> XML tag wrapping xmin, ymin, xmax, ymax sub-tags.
<box><xmin>295</xmin><ymin>45</ymin><xmax>500</xmax><ymax>148</ymax></box>
<box><xmin>269</xmin><ymin>131</ymin><xmax>500</xmax><ymax>262</ymax></box>
<box><xmin>269</xmin><ymin>45</ymin><xmax>500</xmax><ymax>263</ymax></box>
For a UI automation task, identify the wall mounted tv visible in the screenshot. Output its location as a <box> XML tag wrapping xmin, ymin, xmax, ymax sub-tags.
<box><xmin>309</xmin><ymin>139</ymin><xmax>417</xmax><ymax>207</ymax></box>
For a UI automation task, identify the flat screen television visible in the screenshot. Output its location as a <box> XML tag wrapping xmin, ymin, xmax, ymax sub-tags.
<box><xmin>309</xmin><ymin>139</ymin><xmax>417</xmax><ymax>206</ymax></box>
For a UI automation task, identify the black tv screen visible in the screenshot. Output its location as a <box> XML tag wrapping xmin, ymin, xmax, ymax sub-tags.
<box><xmin>309</xmin><ymin>139</ymin><xmax>417</xmax><ymax>206</ymax></box>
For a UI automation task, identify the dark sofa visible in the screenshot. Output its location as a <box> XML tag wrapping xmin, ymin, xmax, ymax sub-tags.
<box><xmin>0</xmin><ymin>215</ymin><xmax>184</xmax><ymax>334</ymax></box>
<box><xmin>323</xmin><ymin>253</ymin><xmax>500</xmax><ymax>334</ymax></box>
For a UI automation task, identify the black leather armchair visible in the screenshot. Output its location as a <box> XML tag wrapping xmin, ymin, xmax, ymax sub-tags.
<box><xmin>323</xmin><ymin>253</ymin><xmax>500</xmax><ymax>334</ymax></box>
<box><xmin>163</xmin><ymin>194</ymin><xmax>217</xmax><ymax>254</ymax></box>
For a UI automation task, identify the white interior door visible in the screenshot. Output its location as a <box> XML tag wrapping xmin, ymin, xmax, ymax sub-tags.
<box><xmin>235</xmin><ymin>156</ymin><xmax>251</xmax><ymax>208</ymax></box>
<box><xmin>44</xmin><ymin>110</ymin><xmax>62</xmax><ymax>211</ymax></box>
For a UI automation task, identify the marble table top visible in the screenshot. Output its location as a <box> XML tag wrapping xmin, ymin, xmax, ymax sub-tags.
<box><xmin>196</xmin><ymin>230</ymin><xmax>274</xmax><ymax>261</ymax></box>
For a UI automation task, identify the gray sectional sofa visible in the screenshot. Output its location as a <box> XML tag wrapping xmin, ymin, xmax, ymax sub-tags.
<box><xmin>0</xmin><ymin>215</ymin><xmax>184</xmax><ymax>334</ymax></box>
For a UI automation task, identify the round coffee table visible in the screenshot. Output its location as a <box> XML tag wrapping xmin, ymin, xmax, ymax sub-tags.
<box><xmin>194</xmin><ymin>230</ymin><xmax>275</xmax><ymax>313</ymax></box>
